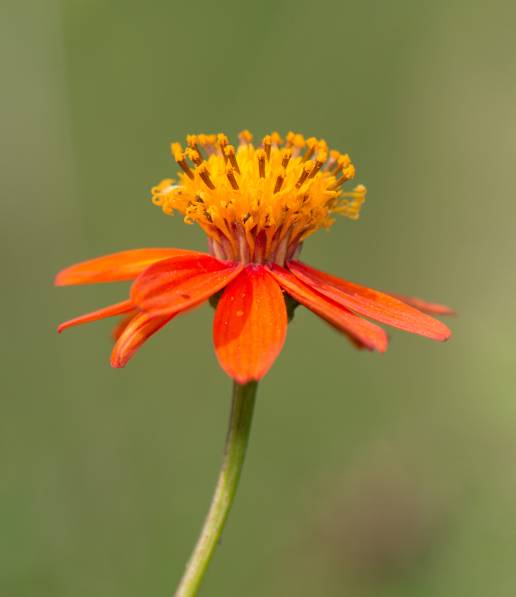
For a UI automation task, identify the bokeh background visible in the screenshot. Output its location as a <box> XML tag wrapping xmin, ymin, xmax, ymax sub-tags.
<box><xmin>3</xmin><ymin>1</ymin><xmax>516</xmax><ymax>595</ymax></box>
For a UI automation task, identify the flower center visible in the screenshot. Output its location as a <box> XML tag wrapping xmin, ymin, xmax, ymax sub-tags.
<box><xmin>151</xmin><ymin>131</ymin><xmax>366</xmax><ymax>265</ymax></box>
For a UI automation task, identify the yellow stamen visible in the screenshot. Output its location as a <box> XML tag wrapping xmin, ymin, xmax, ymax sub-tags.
<box><xmin>308</xmin><ymin>153</ymin><xmax>327</xmax><ymax>179</ymax></box>
<box><xmin>224</xmin><ymin>145</ymin><xmax>240</xmax><ymax>174</ymax></box>
<box><xmin>334</xmin><ymin>184</ymin><xmax>367</xmax><ymax>220</ymax></box>
<box><xmin>171</xmin><ymin>143</ymin><xmax>194</xmax><ymax>179</ymax></box>
<box><xmin>217</xmin><ymin>133</ymin><xmax>229</xmax><ymax>162</ymax></box>
<box><xmin>296</xmin><ymin>161</ymin><xmax>314</xmax><ymax>188</ymax></box>
<box><xmin>270</xmin><ymin>131</ymin><xmax>283</xmax><ymax>146</ymax></box>
<box><xmin>256</xmin><ymin>149</ymin><xmax>266</xmax><ymax>178</ymax></box>
<box><xmin>262</xmin><ymin>135</ymin><xmax>272</xmax><ymax>160</ymax></box>
<box><xmin>185</xmin><ymin>147</ymin><xmax>202</xmax><ymax>166</ymax></box>
<box><xmin>197</xmin><ymin>162</ymin><xmax>216</xmax><ymax>190</ymax></box>
<box><xmin>331</xmin><ymin>163</ymin><xmax>356</xmax><ymax>189</ymax></box>
<box><xmin>187</xmin><ymin>135</ymin><xmax>205</xmax><ymax>161</ymax></box>
<box><xmin>281</xmin><ymin>149</ymin><xmax>292</xmax><ymax>169</ymax></box>
<box><xmin>302</xmin><ymin>137</ymin><xmax>318</xmax><ymax>162</ymax></box>
<box><xmin>226</xmin><ymin>167</ymin><xmax>239</xmax><ymax>190</ymax></box>
<box><xmin>274</xmin><ymin>167</ymin><xmax>287</xmax><ymax>193</ymax></box>
<box><xmin>238</xmin><ymin>129</ymin><xmax>253</xmax><ymax>144</ymax></box>
<box><xmin>153</xmin><ymin>131</ymin><xmax>366</xmax><ymax>263</ymax></box>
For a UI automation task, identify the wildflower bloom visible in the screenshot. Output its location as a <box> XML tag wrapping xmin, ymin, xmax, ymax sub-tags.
<box><xmin>56</xmin><ymin>131</ymin><xmax>452</xmax><ymax>383</ymax></box>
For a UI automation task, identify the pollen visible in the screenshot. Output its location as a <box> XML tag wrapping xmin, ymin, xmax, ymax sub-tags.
<box><xmin>152</xmin><ymin>131</ymin><xmax>367</xmax><ymax>264</ymax></box>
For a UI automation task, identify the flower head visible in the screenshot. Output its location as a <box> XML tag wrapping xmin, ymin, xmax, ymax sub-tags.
<box><xmin>56</xmin><ymin>131</ymin><xmax>452</xmax><ymax>383</ymax></box>
<box><xmin>152</xmin><ymin>131</ymin><xmax>366</xmax><ymax>264</ymax></box>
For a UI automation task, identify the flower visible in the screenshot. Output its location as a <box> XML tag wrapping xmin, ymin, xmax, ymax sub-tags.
<box><xmin>56</xmin><ymin>131</ymin><xmax>452</xmax><ymax>383</ymax></box>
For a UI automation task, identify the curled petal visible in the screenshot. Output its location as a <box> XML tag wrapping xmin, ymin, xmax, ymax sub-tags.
<box><xmin>268</xmin><ymin>264</ymin><xmax>388</xmax><ymax>352</ymax></box>
<box><xmin>388</xmin><ymin>293</ymin><xmax>456</xmax><ymax>316</ymax></box>
<box><xmin>112</xmin><ymin>310</ymin><xmax>139</xmax><ymax>341</ymax></box>
<box><xmin>111</xmin><ymin>311</ymin><xmax>175</xmax><ymax>368</ymax></box>
<box><xmin>213</xmin><ymin>266</ymin><xmax>287</xmax><ymax>383</ymax></box>
<box><xmin>58</xmin><ymin>300</ymin><xmax>134</xmax><ymax>333</ymax></box>
<box><xmin>55</xmin><ymin>248</ymin><xmax>200</xmax><ymax>286</ymax></box>
<box><xmin>131</xmin><ymin>254</ymin><xmax>243</xmax><ymax>316</ymax></box>
<box><xmin>288</xmin><ymin>261</ymin><xmax>451</xmax><ymax>341</ymax></box>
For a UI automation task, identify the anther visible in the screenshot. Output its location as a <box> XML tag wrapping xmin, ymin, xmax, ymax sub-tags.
<box><xmin>281</xmin><ymin>149</ymin><xmax>292</xmax><ymax>169</ymax></box>
<box><xmin>296</xmin><ymin>161</ymin><xmax>313</xmax><ymax>188</ymax></box>
<box><xmin>302</xmin><ymin>137</ymin><xmax>318</xmax><ymax>162</ymax></box>
<box><xmin>198</xmin><ymin>134</ymin><xmax>216</xmax><ymax>147</ymax></box>
<box><xmin>289</xmin><ymin>133</ymin><xmax>306</xmax><ymax>157</ymax></box>
<box><xmin>327</xmin><ymin>149</ymin><xmax>340</xmax><ymax>170</ymax></box>
<box><xmin>171</xmin><ymin>143</ymin><xmax>194</xmax><ymax>179</ymax></box>
<box><xmin>256</xmin><ymin>149</ymin><xmax>266</xmax><ymax>178</ymax></box>
<box><xmin>270</xmin><ymin>131</ymin><xmax>283</xmax><ymax>146</ymax></box>
<box><xmin>274</xmin><ymin>168</ymin><xmax>287</xmax><ymax>193</ymax></box>
<box><xmin>185</xmin><ymin>147</ymin><xmax>203</xmax><ymax>166</ymax></box>
<box><xmin>197</xmin><ymin>163</ymin><xmax>216</xmax><ymax>190</ymax></box>
<box><xmin>262</xmin><ymin>135</ymin><xmax>272</xmax><ymax>160</ymax></box>
<box><xmin>198</xmin><ymin>134</ymin><xmax>217</xmax><ymax>156</ymax></box>
<box><xmin>331</xmin><ymin>153</ymin><xmax>351</xmax><ymax>174</ymax></box>
<box><xmin>342</xmin><ymin>184</ymin><xmax>366</xmax><ymax>199</ymax></box>
<box><xmin>330</xmin><ymin>164</ymin><xmax>356</xmax><ymax>189</ymax></box>
<box><xmin>217</xmin><ymin>133</ymin><xmax>229</xmax><ymax>162</ymax></box>
<box><xmin>317</xmin><ymin>139</ymin><xmax>329</xmax><ymax>154</ymax></box>
<box><xmin>226</xmin><ymin>167</ymin><xmax>239</xmax><ymax>190</ymax></box>
<box><xmin>308</xmin><ymin>153</ymin><xmax>327</xmax><ymax>179</ymax></box>
<box><xmin>186</xmin><ymin>135</ymin><xmax>204</xmax><ymax>161</ymax></box>
<box><xmin>224</xmin><ymin>145</ymin><xmax>240</xmax><ymax>174</ymax></box>
<box><xmin>238</xmin><ymin>129</ymin><xmax>253</xmax><ymax>144</ymax></box>
<box><xmin>171</xmin><ymin>142</ymin><xmax>183</xmax><ymax>160</ymax></box>
<box><xmin>338</xmin><ymin>154</ymin><xmax>351</xmax><ymax>169</ymax></box>
<box><xmin>343</xmin><ymin>163</ymin><xmax>355</xmax><ymax>179</ymax></box>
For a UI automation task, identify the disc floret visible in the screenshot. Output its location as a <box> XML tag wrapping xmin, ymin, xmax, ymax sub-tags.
<box><xmin>152</xmin><ymin>131</ymin><xmax>366</xmax><ymax>264</ymax></box>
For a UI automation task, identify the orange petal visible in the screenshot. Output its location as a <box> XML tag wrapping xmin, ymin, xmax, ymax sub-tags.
<box><xmin>213</xmin><ymin>265</ymin><xmax>287</xmax><ymax>383</ymax></box>
<box><xmin>111</xmin><ymin>311</ymin><xmax>175</xmax><ymax>368</ymax></box>
<box><xmin>325</xmin><ymin>321</ymin><xmax>371</xmax><ymax>351</ymax></box>
<box><xmin>58</xmin><ymin>299</ymin><xmax>134</xmax><ymax>333</ymax></box>
<box><xmin>55</xmin><ymin>248</ymin><xmax>200</xmax><ymax>286</ymax></box>
<box><xmin>268</xmin><ymin>264</ymin><xmax>388</xmax><ymax>352</ymax></box>
<box><xmin>288</xmin><ymin>261</ymin><xmax>451</xmax><ymax>342</ymax></box>
<box><xmin>388</xmin><ymin>293</ymin><xmax>456</xmax><ymax>316</ymax></box>
<box><xmin>131</xmin><ymin>254</ymin><xmax>243</xmax><ymax>316</ymax></box>
<box><xmin>112</xmin><ymin>310</ymin><xmax>139</xmax><ymax>341</ymax></box>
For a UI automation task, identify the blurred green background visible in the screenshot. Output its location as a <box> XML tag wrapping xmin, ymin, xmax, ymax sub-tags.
<box><xmin>3</xmin><ymin>0</ymin><xmax>516</xmax><ymax>595</ymax></box>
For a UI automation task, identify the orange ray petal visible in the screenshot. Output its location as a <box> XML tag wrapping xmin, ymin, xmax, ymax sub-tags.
<box><xmin>268</xmin><ymin>264</ymin><xmax>388</xmax><ymax>352</ymax></box>
<box><xmin>213</xmin><ymin>266</ymin><xmax>287</xmax><ymax>383</ymax></box>
<box><xmin>388</xmin><ymin>293</ymin><xmax>456</xmax><ymax>316</ymax></box>
<box><xmin>57</xmin><ymin>299</ymin><xmax>134</xmax><ymax>333</ymax></box>
<box><xmin>131</xmin><ymin>254</ymin><xmax>243</xmax><ymax>316</ymax></box>
<box><xmin>55</xmin><ymin>248</ymin><xmax>201</xmax><ymax>286</ymax></box>
<box><xmin>288</xmin><ymin>261</ymin><xmax>451</xmax><ymax>342</ymax></box>
<box><xmin>111</xmin><ymin>311</ymin><xmax>175</xmax><ymax>368</ymax></box>
<box><xmin>324</xmin><ymin>321</ymin><xmax>371</xmax><ymax>351</ymax></box>
<box><xmin>112</xmin><ymin>310</ymin><xmax>139</xmax><ymax>341</ymax></box>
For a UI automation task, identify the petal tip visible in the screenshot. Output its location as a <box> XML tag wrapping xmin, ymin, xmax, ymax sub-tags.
<box><xmin>213</xmin><ymin>266</ymin><xmax>287</xmax><ymax>383</ymax></box>
<box><xmin>110</xmin><ymin>350</ymin><xmax>127</xmax><ymax>368</ymax></box>
<box><xmin>428</xmin><ymin>320</ymin><xmax>452</xmax><ymax>342</ymax></box>
<box><xmin>439</xmin><ymin>327</ymin><xmax>452</xmax><ymax>342</ymax></box>
<box><xmin>375</xmin><ymin>332</ymin><xmax>389</xmax><ymax>353</ymax></box>
<box><xmin>54</xmin><ymin>272</ymin><xmax>67</xmax><ymax>286</ymax></box>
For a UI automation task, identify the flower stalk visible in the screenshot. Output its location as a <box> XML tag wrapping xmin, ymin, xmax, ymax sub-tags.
<box><xmin>174</xmin><ymin>381</ymin><xmax>258</xmax><ymax>597</ymax></box>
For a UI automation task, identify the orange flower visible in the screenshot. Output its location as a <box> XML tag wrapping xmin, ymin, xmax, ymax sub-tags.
<box><xmin>56</xmin><ymin>131</ymin><xmax>452</xmax><ymax>383</ymax></box>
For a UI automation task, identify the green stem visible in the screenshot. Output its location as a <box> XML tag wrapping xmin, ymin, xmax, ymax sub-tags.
<box><xmin>174</xmin><ymin>381</ymin><xmax>258</xmax><ymax>597</ymax></box>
